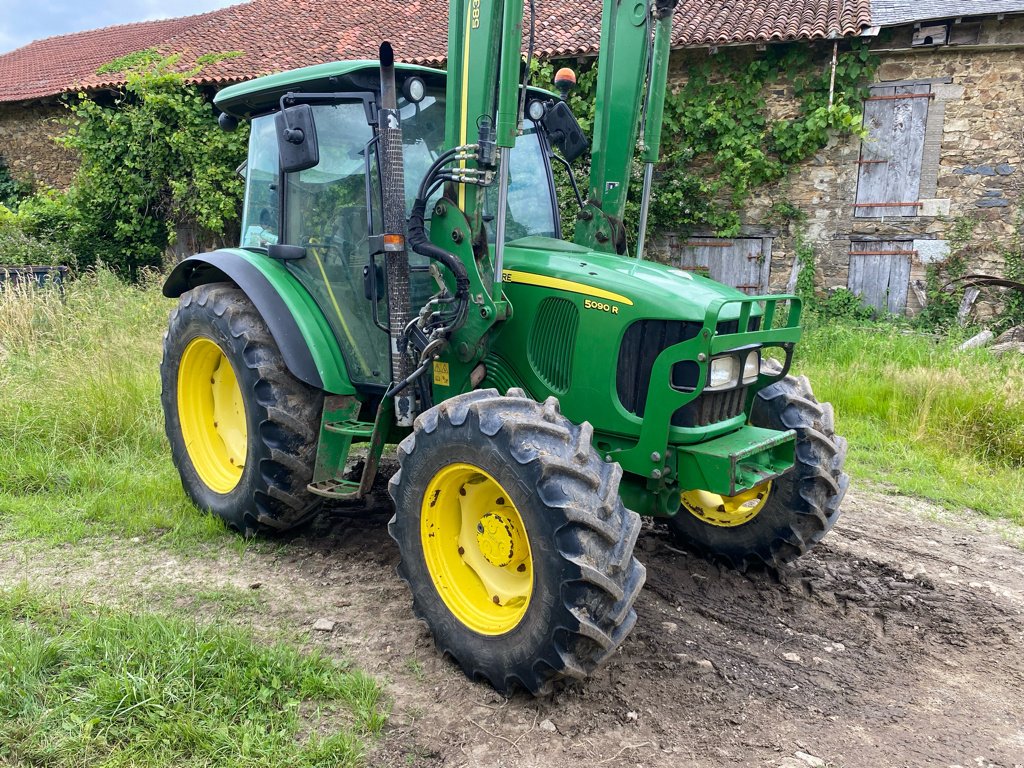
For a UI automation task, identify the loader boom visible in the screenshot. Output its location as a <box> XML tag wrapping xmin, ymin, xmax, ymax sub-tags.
<box><xmin>442</xmin><ymin>0</ymin><xmax>678</xmax><ymax>261</ymax></box>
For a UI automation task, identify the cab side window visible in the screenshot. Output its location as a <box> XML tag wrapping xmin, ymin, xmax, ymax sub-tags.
<box><xmin>241</xmin><ymin>116</ymin><xmax>280</xmax><ymax>249</ymax></box>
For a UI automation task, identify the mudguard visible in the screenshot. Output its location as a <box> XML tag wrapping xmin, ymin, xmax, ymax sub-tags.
<box><xmin>163</xmin><ymin>248</ymin><xmax>355</xmax><ymax>395</ymax></box>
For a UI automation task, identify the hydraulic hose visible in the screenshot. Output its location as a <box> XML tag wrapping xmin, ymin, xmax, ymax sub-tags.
<box><xmin>407</xmin><ymin>195</ymin><xmax>470</xmax><ymax>331</ymax></box>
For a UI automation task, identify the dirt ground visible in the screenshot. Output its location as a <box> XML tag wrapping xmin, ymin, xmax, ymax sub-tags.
<box><xmin>3</xmin><ymin>475</ymin><xmax>1023</xmax><ymax>768</ymax></box>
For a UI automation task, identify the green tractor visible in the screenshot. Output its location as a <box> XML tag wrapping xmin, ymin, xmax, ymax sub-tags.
<box><xmin>161</xmin><ymin>0</ymin><xmax>848</xmax><ymax>695</ymax></box>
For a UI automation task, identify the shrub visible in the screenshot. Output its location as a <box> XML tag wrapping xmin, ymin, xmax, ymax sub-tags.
<box><xmin>0</xmin><ymin>157</ymin><xmax>30</xmax><ymax>208</ymax></box>
<box><xmin>0</xmin><ymin>204</ymin><xmax>76</xmax><ymax>268</ymax></box>
<box><xmin>43</xmin><ymin>54</ymin><xmax>249</xmax><ymax>277</ymax></box>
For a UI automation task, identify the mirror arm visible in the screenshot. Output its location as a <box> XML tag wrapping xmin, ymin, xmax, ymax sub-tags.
<box><xmin>548</xmin><ymin>150</ymin><xmax>585</xmax><ymax>210</ymax></box>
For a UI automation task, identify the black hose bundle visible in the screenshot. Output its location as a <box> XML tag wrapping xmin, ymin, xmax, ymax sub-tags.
<box><xmin>406</xmin><ymin>145</ymin><xmax>472</xmax><ymax>333</ymax></box>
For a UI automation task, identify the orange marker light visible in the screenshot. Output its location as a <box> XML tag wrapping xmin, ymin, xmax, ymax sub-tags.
<box><xmin>554</xmin><ymin>67</ymin><xmax>577</xmax><ymax>101</ymax></box>
<box><xmin>383</xmin><ymin>233</ymin><xmax>405</xmax><ymax>251</ymax></box>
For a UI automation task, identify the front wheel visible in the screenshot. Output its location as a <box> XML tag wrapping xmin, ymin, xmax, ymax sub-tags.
<box><xmin>668</xmin><ymin>363</ymin><xmax>849</xmax><ymax>570</ymax></box>
<box><xmin>388</xmin><ymin>389</ymin><xmax>646</xmax><ymax>695</ymax></box>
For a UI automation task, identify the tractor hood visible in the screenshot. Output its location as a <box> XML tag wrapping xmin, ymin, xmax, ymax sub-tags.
<box><xmin>501</xmin><ymin>236</ymin><xmax>757</xmax><ymax>322</ymax></box>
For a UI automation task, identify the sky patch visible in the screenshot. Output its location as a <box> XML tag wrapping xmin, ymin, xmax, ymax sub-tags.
<box><xmin>0</xmin><ymin>0</ymin><xmax>244</xmax><ymax>54</ymax></box>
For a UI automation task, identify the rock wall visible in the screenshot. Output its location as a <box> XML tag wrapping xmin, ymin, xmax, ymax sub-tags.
<box><xmin>0</xmin><ymin>101</ymin><xmax>77</xmax><ymax>192</ymax></box>
<box><xmin>650</xmin><ymin>17</ymin><xmax>1024</xmax><ymax>317</ymax></box>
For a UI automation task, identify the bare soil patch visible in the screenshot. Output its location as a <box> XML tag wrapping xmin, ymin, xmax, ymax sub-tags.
<box><xmin>3</xmin><ymin>473</ymin><xmax>1023</xmax><ymax>768</ymax></box>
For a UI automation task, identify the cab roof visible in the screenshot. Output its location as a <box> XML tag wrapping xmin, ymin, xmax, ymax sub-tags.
<box><xmin>214</xmin><ymin>60</ymin><xmax>445</xmax><ymax>120</ymax></box>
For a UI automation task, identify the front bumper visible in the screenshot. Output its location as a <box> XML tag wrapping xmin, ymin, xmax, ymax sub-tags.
<box><xmin>610</xmin><ymin>294</ymin><xmax>802</xmax><ymax>486</ymax></box>
<box><xmin>674</xmin><ymin>424</ymin><xmax>795</xmax><ymax>497</ymax></box>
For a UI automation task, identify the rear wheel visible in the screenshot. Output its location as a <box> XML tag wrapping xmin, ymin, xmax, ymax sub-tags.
<box><xmin>668</xmin><ymin>363</ymin><xmax>849</xmax><ymax>570</ymax></box>
<box><xmin>388</xmin><ymin>389</ymin><xmax>645</xmax><ymax>695</ymax></box>
<box><xmin>161</xmin><ymin>283</ymin><xmax>323</xmax><ymax>535</ymax></box>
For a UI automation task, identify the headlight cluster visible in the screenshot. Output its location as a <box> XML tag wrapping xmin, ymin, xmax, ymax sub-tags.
<box><xmin>707</xmin><ymin>348</ymin><xmax>761</xmax><ymax>391</ymax></box>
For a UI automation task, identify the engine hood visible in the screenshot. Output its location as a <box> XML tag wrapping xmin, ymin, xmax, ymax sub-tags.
<box><xmin>501</xmin><ymin>236</ymin><xmax>757</xmax><ymax>322</ymax></box>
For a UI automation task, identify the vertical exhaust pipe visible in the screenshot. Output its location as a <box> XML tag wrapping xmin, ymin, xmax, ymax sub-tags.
<box><xmin>378</xmin><ymin>42</ymin><xmax>415</xmax><ymax>425</ymax></box>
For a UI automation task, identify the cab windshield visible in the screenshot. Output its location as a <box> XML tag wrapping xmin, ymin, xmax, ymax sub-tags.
<box><xmin>239</xmin><ymin>86</ymin><xmax>559</xmax><ymax>387</ymax></box>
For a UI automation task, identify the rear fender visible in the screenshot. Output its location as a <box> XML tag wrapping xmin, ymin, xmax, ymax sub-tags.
<box><xmin>163</xmin><ymin>248</ymin><xmax>355</xmax><ymax>395</ymax></box>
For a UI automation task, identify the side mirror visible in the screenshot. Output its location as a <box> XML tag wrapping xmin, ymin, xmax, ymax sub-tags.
<box><xmin>275</xmin><ymin>104</ymin><xmax>320</xmax><ymax>173</ymax></box>
<box><xmin>541</xmin><ymin>101</ymin><xmax>589</xmax><ymax>163</ymax></box>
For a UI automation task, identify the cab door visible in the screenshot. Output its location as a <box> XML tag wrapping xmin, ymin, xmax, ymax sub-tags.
<box><xmin>279</xmin><ymin>101</ymin><xmax>390</xmax><ymax>388</ymax></box>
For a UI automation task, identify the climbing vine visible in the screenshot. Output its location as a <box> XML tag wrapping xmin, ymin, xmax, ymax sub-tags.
<box><xmin>650</xmin><ymin>41</ymin><xmax>875</xmax><ymax>236</ymax></box>
<box><xmin>998</xmin><ymin>208</ymin><xmax>1024</xmax><ymax>331</ymax></box>
<box><xmin>914</xmin><ymin>216</ymin><xmax>973</xmax><ymax>331</ymax></box>
<box><xmin>532</xmin><ymin>41</ymin><xmax>876</xmax><ymax>242</ymax></box>
<box><xmin>16</xmin><ymin>52</ymin><xmax>248</xmax><ymax>276</ymax></box>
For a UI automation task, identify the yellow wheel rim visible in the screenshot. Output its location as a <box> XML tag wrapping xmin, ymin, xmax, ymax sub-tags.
<box><xmin>680</xmin><ymin>481</ymin><xmax>773</xmax><ymax>528</ymax></box>
<box><xmin>420</xmin><ymin>463</ymin><xmax>533</xmax><ymax>635</ymax></box>
<box><xmin>177</xmin><ymin>337</ymin><xmax>248</xmax><ymax>494</ymax></box>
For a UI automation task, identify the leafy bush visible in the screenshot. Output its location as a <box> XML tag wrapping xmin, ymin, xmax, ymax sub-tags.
<box><xmin>43</xmin><ymin>54</ymin><xmax>249</xmax><ymax>277</ymax></box>
<box><xmin>0</xmin><ymin>157</ymin><xmax>30</xmax><ymax>208</ymax></box>
<box><xmin>812</xmin><ymin>287</ymin><xmax>876</xmax><ymax>322</ymax></box>
<box><xmin>0</xmin><ymin>204</ymin><xmax>76</xmax><ymax>268</ymax></box>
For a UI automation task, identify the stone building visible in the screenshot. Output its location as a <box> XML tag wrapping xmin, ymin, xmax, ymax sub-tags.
<box><xmin>652</xmin><ymin>1</ymin><xmax>1024</xmax><ymax>318</ymax></box>
<box><xmin>1</xmin><ymin>0</ymin><xmax>1021</xmax><ymax>315</ymax></box>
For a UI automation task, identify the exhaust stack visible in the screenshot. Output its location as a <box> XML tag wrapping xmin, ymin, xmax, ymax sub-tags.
<box><xmin>378</xmin><ymin>42</ymin><xmax>415</xmax><ymax>426</ymax></box>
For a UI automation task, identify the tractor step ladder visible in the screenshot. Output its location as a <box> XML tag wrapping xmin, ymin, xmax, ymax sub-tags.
<box><xmin>323</xmin><ymin>419</ymin><xmax>375</xmax><ymax>438</ymax></box>
<box><xmin>307</xmin><ymin>396</ymin><xmax>392</xmax><ymax>502</ymax></box>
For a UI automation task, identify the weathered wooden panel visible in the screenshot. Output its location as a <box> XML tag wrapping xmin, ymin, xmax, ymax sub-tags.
<box><xmin>678</xmin><ymin>237</ymin><xmax>771</xmax><ymax>294</ymax></box>
<box><xmin>848</xmin><ymin>241</ymin><xmax>913</xmax><ymax>314</ymax></box>
<box><xmin>886</xmin><ymin>84</ymin><xmax>930</xmax><ymax>216</ymax></box>
<box><xmin>855</xmin><ymin>86</ymin><xmax>895</xmax><ymax>218</ymax></box>
<box><xmin>855</xmin><ymin>85</ymin><xmax>930</xmax><ymax>218</ymax></box>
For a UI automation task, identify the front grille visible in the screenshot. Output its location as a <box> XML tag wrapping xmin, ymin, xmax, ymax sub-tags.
<box><xmin>674</xmin><ymin>386</ymin><xmax>749</xmax><ymax>427</ymax></box>
<box><xmin>616</xmin><ymin>320</ymin><xmax>701</xmax><ymax>419</ymax></box>
<box><xmin>616</xmin><ymin>317</ymin><xmax>759</xmax><ymax>428</ymax></box>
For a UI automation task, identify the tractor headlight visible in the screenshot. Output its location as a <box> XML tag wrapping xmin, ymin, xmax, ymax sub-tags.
<box><xmin>742</xmin><ymin>349</ymin><xmax>761</xmax><ymax>385</ymax></box>
<box><xmin>402</xmin><ymin>76</ymin><xmax>427</xmax><ymax>104</ymax></box>
<box><xmin>707</xmin><ymin>356</ymin><xmax>740</xmax><ymax>391</ymax></box>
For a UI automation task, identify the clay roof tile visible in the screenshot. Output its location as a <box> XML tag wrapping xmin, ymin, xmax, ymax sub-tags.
<box><xmin>0</xmin><ymin>0</ymin><xmax>875</xmax><ymax>103</ymax></box>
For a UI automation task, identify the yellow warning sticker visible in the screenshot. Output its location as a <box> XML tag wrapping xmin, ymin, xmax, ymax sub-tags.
<box><xmin>433</xmin><ymin>361</ymin><xmax>450</xmax><ymax>386</ymax></box>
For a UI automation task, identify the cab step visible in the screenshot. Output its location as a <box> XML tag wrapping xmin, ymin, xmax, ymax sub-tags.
<box><xmin>324</xmin><ymin>419</ymin><xmax>375</xmax><ymax>438</ymax></box>
<box><xmin>307</xmin><ymin>477</ymin><xmax>362</xmax><ymax>500</ymax></box>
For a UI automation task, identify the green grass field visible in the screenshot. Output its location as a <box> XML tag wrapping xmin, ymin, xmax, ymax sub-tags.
<box><xmin>795</xmin><ymin>323</ymin><xmax>1024</xmax><ymax>522</ymax></box>
<box><xmin>2</xmin><ymin>269</ymin><xmax>1022</xmax><ymax>541</ymax></box>
<box><xmin>0</xmin><ymin>585</ymin><xmax>385</xmax><ymax>767</ymax></box>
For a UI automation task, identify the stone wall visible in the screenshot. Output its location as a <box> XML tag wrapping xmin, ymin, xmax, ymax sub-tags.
<box><xmin>0</xmin><ymin>101</ymin><xmax>77</xmax><ymax>191</ymax></box>
<box><xmin>649</xmin><ymin>16</ymin><xmax>1024</xmax><ymax>317</ymax></box>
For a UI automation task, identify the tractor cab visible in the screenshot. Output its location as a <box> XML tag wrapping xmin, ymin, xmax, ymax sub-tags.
<box><xmin>219</xmin><ymin>61</ymin><xmax>560</xmax><ymax>389</ymax></box>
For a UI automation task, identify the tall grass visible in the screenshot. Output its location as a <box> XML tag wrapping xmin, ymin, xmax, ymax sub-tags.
<box><xmin>795</xmin><ymin>323</ymin><xmax>1024</xmax><ymax>521</ymax></box>
<box><xmin>2</xmin><ymin>271</ymin><xmax>1022</xmax><ymax>540</ymax></box>
<box><xmin>0</xmin><ymin>270</ymin><xmax>222</xmax><ymax>544</ymax></box>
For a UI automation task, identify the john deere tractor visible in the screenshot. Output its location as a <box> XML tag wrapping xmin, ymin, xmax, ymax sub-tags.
<box><xmin>161</xmin><ymin>0</ymin><xmax>848</xmax><ymax>694</ymax></box>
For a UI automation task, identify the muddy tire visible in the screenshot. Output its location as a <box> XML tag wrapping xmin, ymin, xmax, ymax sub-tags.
<box><xmin>160</xmin><ymin>283</ymin><xmax>323</xmax><ymax>536</ymax></box>
<box><xmin>388</xmin><ymin>388</ymin><xmax>645</xmax><ymax>695</ymax></box>
<box><xmin>668</xmin><ymin>361</ymin><xmax>849</xmax><ymax>570</ymax></box>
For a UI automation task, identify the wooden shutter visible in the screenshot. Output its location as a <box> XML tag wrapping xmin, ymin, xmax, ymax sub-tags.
<box><xmin>855</xmin><ymin>84</ymin><xmax>930</xmax><ymax>218</ymax></box>
<box><xmin>678</xmin><ymin>238</ymin><xmax>771</xmax><ymax>294</ymax></box>
<box><xmin>848</xmin><ymin>241</ymin><xmax>913</xmax><ymax>314</ymax></box>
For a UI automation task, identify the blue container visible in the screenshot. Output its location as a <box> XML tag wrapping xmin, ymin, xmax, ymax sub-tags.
<box><xmin>0</xmin><ymin>265</ymin><xmax>70</xmax><ymax>288</ymax></box>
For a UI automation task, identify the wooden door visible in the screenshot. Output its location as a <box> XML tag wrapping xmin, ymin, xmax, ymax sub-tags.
<box><xmin>848</xmin><ymin>241</ymin><xmax>913</xmax><ymax>314</ymax></box>
<box><xmin>678</xmin><ymin>237</ymin><xmax>771</xmax><ymax>294</ymax></box>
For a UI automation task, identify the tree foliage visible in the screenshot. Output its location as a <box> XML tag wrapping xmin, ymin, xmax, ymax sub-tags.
<box><xmin>22</xmin><ymin>55</ymin><xmax>249</xmax><ymax>277</ymax></box>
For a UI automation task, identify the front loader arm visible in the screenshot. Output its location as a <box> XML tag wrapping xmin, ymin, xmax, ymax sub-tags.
<box><xmin>575</xmin><ymin>0</ymin><xmax>678</xmax><ymax>254</ymax></box>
